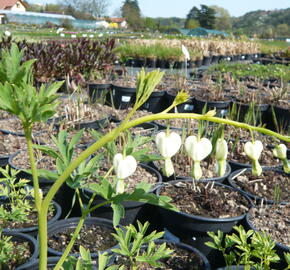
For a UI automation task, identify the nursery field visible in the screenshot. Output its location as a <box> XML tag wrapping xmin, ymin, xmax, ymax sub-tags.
<box><xmin>0</xmin><ymin>35</ymin><xmax>289</xmax><ymax>270</ymax></box>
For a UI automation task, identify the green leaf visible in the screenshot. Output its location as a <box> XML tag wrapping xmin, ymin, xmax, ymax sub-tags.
<box><xmin>111</xmin><ymin>203</ymin><xmax>124</xmax><ymax>227</ymax></box>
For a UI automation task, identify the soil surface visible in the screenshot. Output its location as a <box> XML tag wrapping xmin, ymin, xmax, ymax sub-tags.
<box><xmin>11</xmin><ymin>147</ymin><xmax>83</xmax><ymax>171</ymax></box>
<box><xmin>0</xmin><ymin>110</ymin><xmax>13</xmax><ymax>120</ymax></box>
<box><xmin>48</xmin><ymin>224</ymin><xmax>117</xmax><ymax>254</ymax></box>
<box><xmin>228</xmin><ymin>140</ymin><xmax>280</xmax><ymax>167</ymax></box>
<box><xmin>0</xmin><ymin>118</ymin><xmax>53</xmax><ymax>135</ymax></box>
<box><xmin>155</xmin><ymin>119</ymin><xmax>198</xmax><ymax>130</ymax></box>
<box><xmin>115</xmin><ymin>242</ymin><xmax>205</xmax><ymax>270</ymax></box>
<box><xmin>232</xmin><ymin>170</ymin><xmax>290</xmax><ymax>202</ymax></box>
<box><xmin>160</xmin><ymin>181</ymin><xmax>249</xmax><ymax>218</ymax></box>
<box><xmin>0</xmin><ymin>133</ymin><xmax>27</xmax><ymax>156</ymax></box>
<box><xmin>248</xmin><ymin>205</ymin><xmax>290</xmax><ymax>247</ymax></box>
<box><xmin>84</xmin><ymin>165</ymin><xmax>159</xmax><ymax>193</ymax></box>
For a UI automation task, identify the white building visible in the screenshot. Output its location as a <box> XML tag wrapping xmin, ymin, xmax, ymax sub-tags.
<box><xmin>0</xmin><ymin>0</ymin><xmax>27</xmax><ymax>12</ymax></box>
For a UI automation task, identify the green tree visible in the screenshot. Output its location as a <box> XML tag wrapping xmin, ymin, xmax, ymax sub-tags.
<box><xmin>210</xmin><ymin>5</ymin><xmax>232</xmax><ymax>31</ymax></box>
<box><xmin>276</xmin><ymin>23</ymin><xmax>289</xmax><ymax>37</ymax></box>
<box><xmin>60</xmin><ymin>0</ymin><xmax>110</xmax><ymax>18</ymax></box>
<box><xmin>199</xmin><ymin>5</ymin><xmax>216</xmax><ymax>29</ymax></box>
<box><xmin>185</xmin><ymin>5</ymin><xmax>216</xmax><ymax>29</ymax></box>
<box><xmin>121</xmin><ymin>0</ymin><xmax>144</xmax><ymax>30</ymax></box>
<box><xmin>184</xmin><ymin>18</ymin><xmax>200</xmax><ymax>29</ymax></box>
<box><xmin>145</xmin><ymin>17</ymin><xmax>157</xmax><ymax>30</ymax></box>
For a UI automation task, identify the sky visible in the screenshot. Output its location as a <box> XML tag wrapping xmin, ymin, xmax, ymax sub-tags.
<box><xmin>30</xmin><ymin>0</ymin><xmax>290</xmax><ymax>17</ymax></box>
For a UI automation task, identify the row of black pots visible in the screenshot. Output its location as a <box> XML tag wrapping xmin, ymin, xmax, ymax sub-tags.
<box><xmin>87</xmin><ymin>82</ymin><xmax>289</xmax><ymax>132</ymax></box>
<box><xmin>123</xmin><ymin>54</ymin><xmax>261</xmax><ymax>69</ymax></box>
<box><xmin>3</xmin><ymin>160</ymin><xmax>288</xmax><ymax>268</ymax></box>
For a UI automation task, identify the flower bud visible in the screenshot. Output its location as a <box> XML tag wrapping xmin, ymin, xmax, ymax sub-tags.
<box><xmin>113</xmin><ymin>153</ymin><xmax>137</xmax><ymax>179</ymax></box>
<box><xmin>163</xmin><ymin>158</ymin><xmax>175</xmax><ymax>177</ymax></box>
<box><xmin>273</xmin><ymin>144</ymin><xmax>290</xmax><ymax>174</ymax></box>
<box><xmin>216</xmin><ymin>139</ymin><xmax>228</xmax><ymax>161</ymax></box>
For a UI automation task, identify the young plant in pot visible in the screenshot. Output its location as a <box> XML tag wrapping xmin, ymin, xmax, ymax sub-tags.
<box><xmin>205</xmin><ymin>225</ymin><xmax>281</xmax><ymax>270</ymax></box>
<box><xmin>62</xmin><ymin>221</ymin><xmax>211</xmax><ymax>270</ymax></box>
<box><xmin>0</xmin><ymin>44</ymin><xmax>289</xmax><ymax>270</ymax></box>
<box><xmin>0</xmin><ymin>166</ymin><xmax>61</xmax><ymax>237</ymax></box>
<box><xmin>228</xmin><ymin>142</ymin><xmax>289</xmax><ymax>205</ymax></box>
<box><xmin>0</xmin><ymin>230</ymin><xmax>38</xmax><ymax>270</ymax></box>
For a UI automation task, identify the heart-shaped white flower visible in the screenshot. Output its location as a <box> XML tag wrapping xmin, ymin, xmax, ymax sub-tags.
<box><xmin>185</xmin><ymin>136</ymin><xmax>212</xmax><ymax>161</ymax></box>
<box><xmin>244</xmin><ymin>140</ymin><xmax>263</xmax><ymax>161</ymax></box>
<box><xmin>273</xmin><ymin>144</ymin><xmax>287</xmax><ymax>160</ymax></box>
<box><xmin>155</xmin><ymin>132</ymin><xmax>181</xmax><ymax>158</ymax></box>
<box><xmin>113</xmin><ymin>153</ymin><xmax>137</xmax><ymax>179</ymax></box>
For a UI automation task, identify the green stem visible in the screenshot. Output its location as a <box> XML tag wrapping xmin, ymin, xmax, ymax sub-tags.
<box><xmin>24</xmin><ymin>129</ymin><xmax>41</xmax><ymax>211</ymax></box>
<box><xmin>53</xmin><ymin>200</ymin><xmax>110</xmax><ymax>270</ymax></box>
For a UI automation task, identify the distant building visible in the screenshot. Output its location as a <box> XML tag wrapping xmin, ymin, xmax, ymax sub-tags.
<box><xmin>0</xmin><ymin>0</ymin><xmax>28</xmax><ymax>12</ymax></box>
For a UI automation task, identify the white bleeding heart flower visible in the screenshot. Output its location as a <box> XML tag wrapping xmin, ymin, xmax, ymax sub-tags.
<box><xmin>155</xmin><ymin>132</ymin><xmax>181</xmax><ymax>158</ymax></box>
<box><xmin>185</xmin><ymin>136</ymin><xmax>212</xmax><ymax>180</ymax></box>
<box><xmin>273</xmin><ymin>144</ymin><xmax>290</xmax><ymax>174</ymax></box>
<box><xmin>4</xmin><ymin>31</ymin><xmax>11</xmax><ymax>37</ymax></box>
<box><xmin>156</xmin><ymin>131</ymin><xmax>181</xmax><ymax>177</ymax></box>
<box><xmin>71</xmin><ymin>34</ymin><xmax>77</xmax><ymax>38</ymax></box>
<box><xmin>82</xmin><ymin>34</ymin><xmax>88</xmax><ymax>37</ymax></box>
<box><xmin>244</xmin><ymin>140</ymin><xmax>263</xmax><ymax>176</ymax></box>
<box><xmin>60</xmin><ymin>33</ymin><xmax>65</xmax><ymax>37</ymax></box>
<box><xmin>215</xmin><ymin>138</ymin><xmax>228</xmax><ymax>177</ymax></box>
<box><xmin>273</xmin><ymin>144</ymin><xmax>287</xmax><ymax>160</ymax></box>
<box><xmin>244</xmin><ymin>140</ymin><xmax>263</xmax><ymax>161</ymax></box>
<box><xmin>113</xmin><ymin>153</ymin><xmax>137</xmax><ymax>179</ymax></box>
<box><xmin>185</xmin><ymin>136</ymin><xmax>212</xmax><ymax>162</ymax></box>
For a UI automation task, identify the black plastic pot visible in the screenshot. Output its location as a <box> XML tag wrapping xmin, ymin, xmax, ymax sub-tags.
<box><xmin>165</xmin><ymin>91</ymin><xmax>195</xmax><ymax>113</ymax></box>
<box><xmin>155</xmin><ymin>180</ymin><xmax>252</xmax><ymax>268</ymax></box>
<box><xmin>173</xmin><ymin>61</ymin><xmax>186</xmax><ymax>69</ymax></box>
<box><xmin>156</xmin><ymin>59</ymin><xmax>170</xmax><ymax>69</ymax></box>
<box><xmin>87</xmin><ymin>83</ymin><xmax>111</xmax><ymax>104</ymax></box>
<box><xmin>195</xmin><ymin>98</ymin><xmax>231</xmax><ymax>118</ymax></box>
<box><xmin>146</xmin><ymin>57</ymin><xmax>157</xmax><ymax>68</ymax></box>
<box><xmin>111</xmin><ymin>84</ymin><xmax>136</xmax><ymax>110</ymax></box>
<box><xmin>202</xmin><ymin>56</ymin><xmax>212</xmax><ymax>66</ymax></box>
<box><xmin>227</xmin><ymin>167</ymin><xmax>289</xmax><ymax>205</ymax></box>
<box><xmin>2</xmin><ymin>232</ymin><xmax>39</xmax><ymax>270</ymax></box>
<box><xmin>140</xmin><ymin>90</ymin><xmax>166</xmax><ymax>113</ymax></box>
<box><xmin>46</xmin><ymin>217</ymin><xmax>118</xmax><ymax>258</ymax></box>
<box><xmin>266</xmin><ymin>105</ymin><xmax>290</xmax><ymax>132</ymax></box>
<box><xmin>119</xmin><ymin>240</ymin><xmax>211</xmax><ymax>270</ymax></box>
<box><xmin>211</xmin><ymin>55</ymin><xmax>220</xmax><ymax>64</ymax></box>
<box><xmin>2</xmin><ymin>200</ymin><xmax>61</xmax><ymax>236</ymax></box>
<box><xmin>195</xmin><ymin>59</ymin><xmax>203</xmax><ymax>67</ymax></box>
<box><xmin>80</xmin><ymin>163</ymin><xmax>162</xmax><ymax>226</ymax></box>
<box><xmin>245</xmin><ymin>212</ymin><xmax>290</xmax><ymax>269</ymax></box>
<box><xmin>232</xmin><ymin>102</ymin><xmax>269</xmax><ymax>125</ymax></box>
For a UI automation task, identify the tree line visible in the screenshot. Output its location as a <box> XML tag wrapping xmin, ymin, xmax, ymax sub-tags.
<box><xmin>26</xmin><ymin>0</ymin><xmax>290</xmax><ymax>37</ymax></box>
